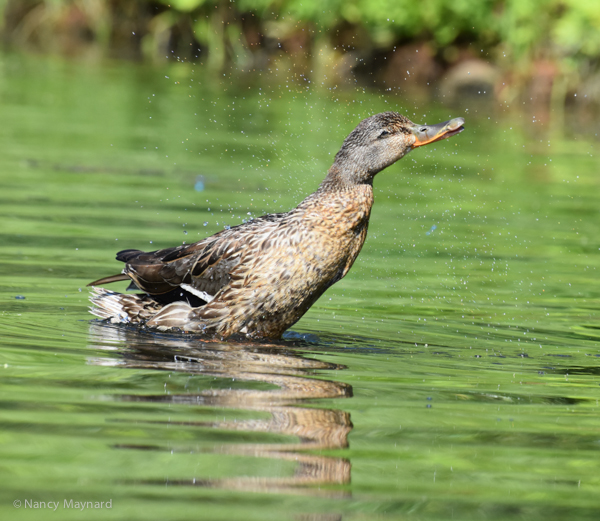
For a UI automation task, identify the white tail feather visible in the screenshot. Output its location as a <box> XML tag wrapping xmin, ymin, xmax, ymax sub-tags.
<box><xmin>89</xmin><ymin>287</ymin><xmax>133</xmax><ymax>324</ymax></box>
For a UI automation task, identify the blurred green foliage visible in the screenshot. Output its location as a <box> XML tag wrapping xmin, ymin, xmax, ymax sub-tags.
<box><xmin>156</xmin><ymin>0</ymin><xmax>600</xmax><ymax>57</ymax></box>
<box><xmin>3</xmin><ymin>0</ymin><xmax>600</xmax><ymax>75</ymax></box>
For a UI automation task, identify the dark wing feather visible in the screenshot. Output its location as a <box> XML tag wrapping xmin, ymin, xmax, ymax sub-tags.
<box><xmin>116</xmin><ymin>249</ymin><xmax>145</xmax><ymax>263</ymax></box>
<box><xmin>119</xmin><ymin>213</ymin><xmax>287</xmax><ymax>297</ymax></box>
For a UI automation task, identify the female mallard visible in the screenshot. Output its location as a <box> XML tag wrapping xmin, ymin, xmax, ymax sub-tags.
<box><xmin>89</xmin><ymin>112</ymin><xmax>464</xmax><ymax>339</ymax></box>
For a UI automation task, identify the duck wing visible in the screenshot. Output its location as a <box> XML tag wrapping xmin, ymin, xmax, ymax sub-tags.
<box><xmin>90</xmin><ymin>213</ymin><xmax>286</xmax><ymax>303</ymax></box>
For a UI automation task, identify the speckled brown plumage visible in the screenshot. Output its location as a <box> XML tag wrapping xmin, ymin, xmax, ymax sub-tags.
<box><xmin>89</xmin><ymin>112</ymin><xmax>464</xmax><ymax>339</ymax></box>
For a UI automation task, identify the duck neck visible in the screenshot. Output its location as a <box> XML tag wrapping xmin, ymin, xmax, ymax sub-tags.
<box><xmin>318</xmin><ymin>161</ymin><xmax>373</xmax><ymax>192</ymax></box>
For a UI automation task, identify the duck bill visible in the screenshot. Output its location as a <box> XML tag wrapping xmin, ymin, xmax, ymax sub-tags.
<box><xmin>411</xmin><ymin>117</ymin><xmax>465</xmax><ymax>148</ymax></box>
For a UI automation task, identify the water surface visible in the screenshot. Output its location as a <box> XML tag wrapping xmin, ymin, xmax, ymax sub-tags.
<box><xmin>1</xmin><ymin>53</ymin><xmax>600</xmax><ymax>520</ymax></box>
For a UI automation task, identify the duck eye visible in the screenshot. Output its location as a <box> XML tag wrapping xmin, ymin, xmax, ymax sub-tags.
<box><xmin>378</xmin><ymin>130</ymin><xmax>390</xmax><ymax>138</ymax></box>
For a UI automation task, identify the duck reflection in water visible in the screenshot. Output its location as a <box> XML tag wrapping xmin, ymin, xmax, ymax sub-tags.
<box><xmin>88</xmin><ymin>322</ymin><xmax>353</xmax><ymax>495</ymax></box>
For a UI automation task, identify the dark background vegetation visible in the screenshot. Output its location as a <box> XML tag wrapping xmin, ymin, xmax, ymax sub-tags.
<box><xmin>3</xmin><ymin>0</ymin><xmax>600</xmax><ymax>116</ymax></box>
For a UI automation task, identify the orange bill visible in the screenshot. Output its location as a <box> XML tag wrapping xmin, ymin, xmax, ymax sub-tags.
<box><xmin>411</xmin><ymin>117</ymin><xmax>465</xmax><ymax>147</ymax></box>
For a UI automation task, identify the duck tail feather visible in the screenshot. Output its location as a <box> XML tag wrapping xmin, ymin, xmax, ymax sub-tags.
<box><xmin>87</xmin><ymin>273</ymin><xmax>130</xmax><ymax>287</ymax></box>
<box><xmin>88</xmin><ymin>287</ymin><xmax>161</xmax><ymax>325</ymax></box>
<box><xmin>145</xmin><ymin>301</ymin><xmax>193</xmax><ymax>331</ymax></box>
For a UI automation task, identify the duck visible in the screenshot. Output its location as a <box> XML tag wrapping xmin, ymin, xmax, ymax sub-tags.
<box><xmin>89</xmin><ymin>112</ymin><xmax>464</xmax><ymax>339</ymax></box>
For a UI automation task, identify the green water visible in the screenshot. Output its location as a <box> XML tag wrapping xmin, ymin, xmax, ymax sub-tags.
<box><xmin>1</xmin><ymin>53</ymin><xmax>600</xmax><ymax>520</ymax></box>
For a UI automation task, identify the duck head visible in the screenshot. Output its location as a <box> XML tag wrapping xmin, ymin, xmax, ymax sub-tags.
<box><xmin>322</xmin><ymin>111</ymin><xmax>464</xmax><ymax>189</ymax></box>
